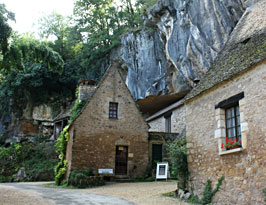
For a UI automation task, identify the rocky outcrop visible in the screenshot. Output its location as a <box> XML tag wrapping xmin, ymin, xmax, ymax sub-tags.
<box><xmin>120</xmin><ymin>0</ymin><xmax>249</xmax><ymax>104</ymax></box>
<box><xmin>0</xmin><ymin>0</ymin><xmax>260</xmax><ymax>139</ymax></box>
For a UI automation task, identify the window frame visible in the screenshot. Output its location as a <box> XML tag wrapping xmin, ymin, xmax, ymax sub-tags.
<box><xmin>164</xmin><ymin>112</ymin><xmax>172</xmax><ymax>133</ymax></box>
<box><xmin>109</xmin><ymin>102</ymin><xmax>118</xmax><ymax>119</ymax></box>
<box><xmin>224</xmin><ymin>104</ymin><xmax>242</xmax><ymax>150</ymax></box>
<box><xmin>214</xmin><ymin>93</ymin><xmax>248</xmax><ymax>155</ymax></box>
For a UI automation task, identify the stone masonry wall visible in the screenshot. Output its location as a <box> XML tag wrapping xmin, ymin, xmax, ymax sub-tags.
<box><xmin>66</xmin><ymin>64</ymin><xmax>149</xmax><ymax>179</ymax></box>
<box><xmin>148</xmin><ymin>105</ymin><xmax>185</xmax><ymax>134</ymax></box>
<box><xmin>185</xmin><ymin>60</ymin><xmax>266</xmax><ymax>204</ymax></box>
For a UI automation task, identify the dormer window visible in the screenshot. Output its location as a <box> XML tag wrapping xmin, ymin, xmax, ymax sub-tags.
<box><xmin>109</xmin><ymin>102</ymin><xmax>118</xmax><ymax>119</ymax></box>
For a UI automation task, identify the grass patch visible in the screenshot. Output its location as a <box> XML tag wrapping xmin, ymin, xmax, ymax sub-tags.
<box><xmin>43</xmin><ymin>182</ymin><xmax>78</xmax><ymax>189</ymax></box>
<box><xmin>131</xmin><ymin>177</ymin><xmax>154</xmax><ymax>183</ymax></box>
<box><xmin>162</xmin><ymin>191</ymin><xmax>175</xmax><ymax>197</ymax></box>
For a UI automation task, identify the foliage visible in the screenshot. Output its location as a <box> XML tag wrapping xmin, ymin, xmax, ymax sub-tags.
<box><xmin>0</xmin><ymin>141</ymin><xmax>58</xmax><ymax>182</ymax></box>
<box><xmin>166</xmin><ymin>139</ymin><xmax>188</xmax><ymax>190</ymax></box>
<box><xmin>0</xmin><ymin>134</ymin><xmax>4</xmax><ymax>144</ymax></box>
<box><xmin>73</xmin><ymin>0</ymin><xmax>148</xmax><ymax>79</ymax></box>
<box><xmin>161</xmin><ymin>191</ymin><xmax>175</xmax><ymax>197</ymax></box>
<box><xmin>0</xmin><ymin>61</ymin><xmax>74</xmax><ymax>117</ymax></box>
<box><xmin>55</xmin><ymin>97</ymin><xmax>86</xmax><ymax>185</ymax></box>
<box><xmin>136</xmin><ymin>0</ymin><xmax>158</xmax><ymax>13</ymax></box>
<box><xmin>186</xmin><ymin>194</ymin><xmax>201</xmax><ymax>204</ymax></box>
<box><xmin>263</xmin><ymin>188</ymin><xmax>266</xmax><ymax>202</ymax></box>
<box><xmin>38</xmin><ymin>12</ymin><xmax>82</xmax><ymax>61</ymax></box>
<box><xmin>68</xmin><ymin>169</ymin><xmax>99</xmax><ymax>188</ymax></box>
<box><xmin>0</xmin><ymin>4</ymin><xmax>15</xmax><ymax>55</ymax></box>
<box><xmin>221</xmin><ymin>138</ymin><xmax>242</xmax><ymax>150</ymax></box>
<box><xmin>69</xmin><ymin>99</ymin><xmax>86</xmax><ymax>122</ymax></box>
<box><xmin>201</xmin><ymin>176</ymin><xmax>224</xmax><ymax>204</ymax></box>
<box><xmin>187</xmin><ymin>177</ymin><xmax>225</xmax><ymax>204</ymax></box>
<box><xmin>54</xmin><ymin>125</ymin><xmax>69</xmax><ymax>185</ymax></box>
<box><xmin>1</xmin><ymin>34</ymin><xmax>64</xmax><ymax>73</ymax></box>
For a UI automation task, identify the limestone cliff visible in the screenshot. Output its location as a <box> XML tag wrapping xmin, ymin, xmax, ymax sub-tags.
<box><xmin>0</xmin><ymin>0</ymin><xmax>260</xmax><ymax>141</ymax></box>
<box><xmin>116</xmin><ymin>0</ymin><xmax>259</xmax><ymax>112</ymax></box>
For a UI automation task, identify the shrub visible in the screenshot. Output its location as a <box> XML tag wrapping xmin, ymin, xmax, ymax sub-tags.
<box><xmin>68</xmin><ymin>170</ymin><xmax>88</xmax><ymax>188</ymax></box>
<box><xmin>201</xmin><ymin>176</ymin><xmax>224</xmax><ymax>204</ymax></box>
<box><xmin>68</xmin><ymin>169</ymin><xmax>104</xmax><ymax>188</ymax></box>
<box><xmin>166</xmin><ymin>139</ymin><xmax>188</xmax><ymax>190</ymax></box>
<box><xmin>187</xmin><ymin>176</ymin><xmax>225</xmax><ymax>204</ymax></box>
<box><xmin>0</xmin><ymin>141</ymin><xmax>58</xmax><ymax>182</ymax></box>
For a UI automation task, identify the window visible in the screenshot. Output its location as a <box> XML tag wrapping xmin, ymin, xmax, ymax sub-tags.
<box><xmin>215</xmin><ymin>92</ymin><xmax>248</xmax><ymax>155</ymax></box>
<box><xmin>164</xmin><ymin>112</ymin><xmax>172</xmax><ymax>133</ymax></box>
<box><xmin>225</xmin><ymin>105</ymin><xmax>241</xmax><ymax>142</ymax></box>
<box><xmin>109</xmin><ymin>102</ymin><xmax>118</xmax><ymax>119</ymax></box>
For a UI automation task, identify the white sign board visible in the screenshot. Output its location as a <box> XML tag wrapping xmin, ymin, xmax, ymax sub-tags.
<box><xmin>156</xmin><ymin>162</ymin><xmax>169</xmax><ymax>179</ymax></box>
<box><xmin>98</xmin><ymin>169</ymin><xmax>113</xmax><ymax>174</ymax></box>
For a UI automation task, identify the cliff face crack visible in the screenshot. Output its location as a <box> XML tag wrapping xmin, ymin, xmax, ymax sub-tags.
<box><xmin>119</xmin><ymin>0</ymin><xmax>247</xmax><ymax>103</ymax></box>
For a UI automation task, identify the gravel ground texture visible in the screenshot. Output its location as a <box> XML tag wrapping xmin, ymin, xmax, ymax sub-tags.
<box><xmin>83</xmin><ymin>180</ymin><xmax>187</xmax><ymax>205</ymax></box>
<box><xmin>0</xmin><ymin>181</ymin><xmax>188</xmax><ymax>205</ymax></box>
<box><xmin>0</xmin><ymin>184</ymin><xmax>55</xmax><ymax>205</ymax></box>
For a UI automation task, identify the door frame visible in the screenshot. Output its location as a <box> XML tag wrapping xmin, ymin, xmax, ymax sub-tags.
<box><xmin>115</xmin><ymin>145</ymin><xmax>128</xmax><ymax>176</ymax></box>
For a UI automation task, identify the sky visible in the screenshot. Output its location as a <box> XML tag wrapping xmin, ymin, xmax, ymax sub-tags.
<box><xmin>1</xmin><ymin>0</ymin><xmax>74</xmax><ymax>34</ymax></box>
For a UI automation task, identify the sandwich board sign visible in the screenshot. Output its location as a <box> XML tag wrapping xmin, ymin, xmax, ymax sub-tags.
<box><xmin>156</xmin><ymin>162</ymin><xmax>169</xmax><ymax>180</ymax></box>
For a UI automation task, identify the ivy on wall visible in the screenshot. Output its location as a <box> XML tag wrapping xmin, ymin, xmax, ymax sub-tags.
<box><xmin>54</xmin><ymin>98</ymin><xmax>86</xmax><ymax>185</ymax></box>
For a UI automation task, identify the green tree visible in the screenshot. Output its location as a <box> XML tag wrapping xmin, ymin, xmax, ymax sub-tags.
<box><xmin>0</xmin><ymin>34</ymin><xmax>69</xmax><ymax>116</ymax></box>
<box><xmin>73</xmin><ymin>0</ymin><xmax>144</xmax><ymax>79</ymax></box>
<box><xmin>38</xmin><ymin>12</ymin><xmax>82</xmax><ymax>61</ymax></box>
<box><xmin>0</xmin><ymin>4</ymin><xmax>15</xmax><ymax>55</ymax></box>
<box><xmin>1</xmin><ymin>33</ymin><xmax>64</xmax><ymax>73</ymax></box>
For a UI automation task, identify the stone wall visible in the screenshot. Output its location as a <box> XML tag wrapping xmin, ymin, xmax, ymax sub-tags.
<box><xmin>185</xmin><ymin>60</ymin><xmax>266</xmax><ymax>204</ymax></box>
<box><xmin>66</xmin><ymin>64</ymin><xmax>149</xmax><ymax>179</ymax></box>
<box><xmin>148</xmin><ymin>105</ymin><xmax>185</xmax><ymax>135</ymax></box>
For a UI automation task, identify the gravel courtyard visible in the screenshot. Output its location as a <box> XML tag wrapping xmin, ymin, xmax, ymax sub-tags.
<box><xmin>0</xmin><ymin>181</ymin><xmax>187</xmax><ymax>205</ymax></box>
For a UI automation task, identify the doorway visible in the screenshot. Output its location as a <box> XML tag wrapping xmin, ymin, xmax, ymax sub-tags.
<box><xmin>115</xmin><ymin>146</ymin><xmax>128</xmax><ymax>175</ymax></box>
<box><xmin>152</xmin><ymin>144</ymin><xmax>162</xmax><ymax>168</ymax></box>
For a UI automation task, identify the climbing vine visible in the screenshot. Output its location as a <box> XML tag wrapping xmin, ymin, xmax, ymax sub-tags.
<box><xmin>54</xmin><ymin>98</ymin><xmax>86</xmax><ymax>185</ymax></box>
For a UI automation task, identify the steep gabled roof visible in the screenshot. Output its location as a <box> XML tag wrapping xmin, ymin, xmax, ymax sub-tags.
<box><xmin>69</xmin><ymin>61</ymin><xmax>149</xmax><ymax>128</ymax></box>
<box><xmin>185</xmin><ymin>0</ymin><xmax>266</xmax><ymax>101</ymax></box>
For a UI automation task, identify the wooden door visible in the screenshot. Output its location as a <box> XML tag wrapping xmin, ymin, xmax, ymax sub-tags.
<box><xmin>115</xmin><ymin>146</ymin><xmax>128</xmax><ymax>175</ymax></box>
<box><xmin>152</xmin><ymin>144</ymin><xmax>162</xmax><ymax>168</ymax></box>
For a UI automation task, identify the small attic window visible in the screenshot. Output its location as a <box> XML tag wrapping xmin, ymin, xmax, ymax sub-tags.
<box><xmin>109</xmin><ymin>102</ymin><xmax>118</xmax><ymax>119</ymax></box>
<box><xmin>241</xmin><ymin>38</ymin><xmax>251</xmax><ymax>44</ymax></box>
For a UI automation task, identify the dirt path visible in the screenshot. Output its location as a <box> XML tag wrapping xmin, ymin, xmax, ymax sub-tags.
<box><xmin>0</xmin><ymin>183</ymin><xmax>132</xmax><ymax>205</ymax></box>
<box><xmin>0</xmin><ymin>181</ymin><xmax>187</xmax><ymax>205</ymax></box>
<box><xmin>83</xmin><ymin>181</ymin><xmax>186</xmax><ymax>205</ymax></box>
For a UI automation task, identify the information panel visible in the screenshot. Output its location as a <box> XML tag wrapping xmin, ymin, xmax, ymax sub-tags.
<box><xmin>156</xmin><ymin>162</ymin><xmax>169</xmax><ymax>179</ymax></box>
<box><xmin>98</xmin><ymin>169</ymin><xmax>113</xmax><ymax>174</ymax></box>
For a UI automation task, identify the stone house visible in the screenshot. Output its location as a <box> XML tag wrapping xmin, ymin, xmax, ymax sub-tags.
<box><xmin>65</xmin><ymin>62</ymin><xmax>149</xmax><ymax>179</ymax></box>
<box><xmin>185</xmin><ymin>2</ymin><xmax>266</xmax><ymax>204</ymax></box>
<box><xmin>147</xmin><ymin>98</ymin><xmax>185</xmax><ymax>134</ymax></box>
<box><xmin>146</xmin><ymin>99</ymin><xmax>185</xmax><ymax>167</ymax></box>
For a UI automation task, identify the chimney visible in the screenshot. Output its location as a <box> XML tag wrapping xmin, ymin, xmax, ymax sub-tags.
<box><xmin>78</xmin><ymin>79</ymin><xmax>97</xmax><ymax>102</ymax></box>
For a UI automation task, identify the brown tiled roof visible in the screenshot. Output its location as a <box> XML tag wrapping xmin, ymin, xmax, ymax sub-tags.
<box><xmin>185</xmin><ymin>1</ymin><xmax>266</xmax><ymax>101</ymax></box>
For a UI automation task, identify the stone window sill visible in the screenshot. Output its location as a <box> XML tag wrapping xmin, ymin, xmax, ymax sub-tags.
<box><xmin>219</xmin><ymin>148</ymin><xmax>243</xmax><ymax>155</ymax></box>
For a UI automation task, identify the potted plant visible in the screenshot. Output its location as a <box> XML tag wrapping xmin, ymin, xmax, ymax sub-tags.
<box><xmin>221</xmin><ymin>138</ymin><xmax>242</xmax><ymax>150</ymax></box>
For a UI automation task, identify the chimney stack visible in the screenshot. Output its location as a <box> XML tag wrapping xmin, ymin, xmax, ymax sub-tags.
<box><xmin>78</xmin><ymin>79</ymin><xmax>97</xmax><ymax>102</ymax></box>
